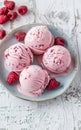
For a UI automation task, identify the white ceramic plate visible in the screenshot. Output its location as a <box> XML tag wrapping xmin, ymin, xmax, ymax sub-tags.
<box><xmin>0</xmin><ymin>24</ymin><xmax>79</xmax><ymax>102</ymax></box>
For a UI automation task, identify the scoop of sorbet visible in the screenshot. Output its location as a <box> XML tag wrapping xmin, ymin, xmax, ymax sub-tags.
<box><xmin>25</xmin><ymin>26</ymin><xmax>54</xmax><ymax>55</ymax></box>
<box><xmin>43</xmin><ymin>45</ymin><xmax>72</xmax><ymax>73</ymax></box>
<box><xmin>17</xmin><ymin>65</ymin><xmax>49</xmax><ymax>97</ymax></box>
<box><xmin>4</xmin><ymin>43</ymin><xmax>33</xmax><ymax>72</ymax></box>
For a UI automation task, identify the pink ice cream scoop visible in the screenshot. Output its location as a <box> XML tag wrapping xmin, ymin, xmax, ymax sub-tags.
<box><xmin>43</xmin><ymin>45</ymin><xmax>72</xmax><ymax>73</ymax></box>
<box><xmin>4</xmin><ymin>43</ymin><xmax>33</xmax><ymax>72</ymax></box>
<box><xmin>25</xmin><ymin>26</ymin><xmax>54</xmax><ymax>55</ymax></box>
<box><xmin>17</xmin><ymin>65</ymin><xmax>49</xmax><ymax>97</ymax></box>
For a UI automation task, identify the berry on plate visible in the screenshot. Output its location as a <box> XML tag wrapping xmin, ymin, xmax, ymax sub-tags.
<box><xmin>6</xmin><ymin>72</ymin><xmax>19</xmax><ymax>85</ymax></box>
<box><xmin>15</xmin><ymin>32</ymin><xmax>26</xmax><ymax>42</ymax></box>
<box><xmin>47</xmin><ymin>79</ymin><xmax>60</xmax><ymax>90</ymax></box>
<box><xmin>55</xmin><ymin>37</ymin><xmax>65</xmax><ymax>46</ymax></box>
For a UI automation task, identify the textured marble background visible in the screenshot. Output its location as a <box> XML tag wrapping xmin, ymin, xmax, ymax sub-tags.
<box><xmin>0</xmin><ymin>0</ymin><xmax>81</xmax><ymax>130</ymax></box>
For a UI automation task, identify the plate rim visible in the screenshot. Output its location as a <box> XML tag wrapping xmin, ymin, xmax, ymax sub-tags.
<box><xmin>0</xmin><ymin>23</ymin><xmax>79</xmax><ymax>102</ymax></box>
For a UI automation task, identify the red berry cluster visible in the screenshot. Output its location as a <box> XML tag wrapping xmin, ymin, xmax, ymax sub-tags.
<box><xmin>0</xmin><ymin>0</ymin><xmax>28</xmax><ymax>39</ymax></box>
<box><xmin>4</xmin><ymin>0</ymin><xmax>15</xmax><ymax>10</ymax></box>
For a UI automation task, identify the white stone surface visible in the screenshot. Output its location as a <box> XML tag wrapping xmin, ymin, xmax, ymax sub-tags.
<box><xmin>0</xmin><ymin>0</ymin><xmax>81</xmax><ymax>130</ymax></box>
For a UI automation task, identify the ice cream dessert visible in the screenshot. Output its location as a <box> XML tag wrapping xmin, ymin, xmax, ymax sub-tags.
<box><xmin>25</xmin><ymin>26</ymin><xmax>54</xmax><ymax>55</ymax></box>
<box><xmin>17</xmin><ymin>65</ymin><xmax>49</xmax><ymax>97</ymax></box>
<box><xmin>4</xmin><ymin>24</ymin><xmax>75</xmax><ymax>98</ymax></box>
<box><xmin>4</xmin><ymin>43</ymin><xmax>33</xmax><ymax>72</ymax></box>
<box><xmin>42</xmin><ymin>45</ymin><xmax>73</xmax><ymax>74</ymax></box>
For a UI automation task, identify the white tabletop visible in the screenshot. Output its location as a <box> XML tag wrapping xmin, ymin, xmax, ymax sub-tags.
<box><xmin>0</xmin><ymin>0</ymin><xmax>81</xmax><ymax>130</ymax></box>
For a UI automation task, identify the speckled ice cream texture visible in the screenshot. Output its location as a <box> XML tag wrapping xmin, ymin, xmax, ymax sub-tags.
<box><xmin>25</xmin><ymin>26</ymin><xmax>54</xmax><ymax>54</ymax></box>
<box><xmin>17</xmin><ymin>65</ymin><xmax>49</xmax><ymax>97</ymax></box>
<box><xmin>43</xmin><ymin>45</ymin><xmax>72</xmax><ymax>73</ymax></box>
<box><xmin>4</xmin><ymin>43</ymin><xmax>33</xmax><ymax>72</ymax></box>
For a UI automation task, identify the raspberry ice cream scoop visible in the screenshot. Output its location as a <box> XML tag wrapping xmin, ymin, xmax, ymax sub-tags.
<box><xmin>25</xmin><ymin>26</ymin><xmax>54</xmax><ymax>55</ymax></box>
<box><xmin>17</xmin><ymin>65</ymin><xmax>49</xmax><ymax>97</ymax></box>
<box><xmin>43</xmin><ymin>45</ymin><xmax>72</xmax><ymax>73</ymax></box>
<box><xmin>4</xmin><ymin>43</ymin><xmax>33</xmax><ymax>72</ymax></box>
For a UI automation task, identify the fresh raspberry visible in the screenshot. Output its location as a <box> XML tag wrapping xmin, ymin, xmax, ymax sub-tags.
<box><xmin>15</xmin><ymin>32</ymin><xmax>26</xmax><ymax>42</ymax></box>
<box><xmin>7</xmin><ymin>11</ymin><xmax>18</xmax><ymax>21</ymax></box>
<box><xmin>0</xmin><ymin>29</ymin><xmax>6</xmax><ymax>39</ymax></box>
<box><xmin>0</xmin><ymin>7</ymin><xmax>8</xmax><ymax>15</ymax></box>
<box><xmin>0</xmin><ymin>15</ymin><xmax>8</xmax><ymax>24</ymax></box>
<box><xmin>55</xmin><ymin>37</ymin><xmax>65</xmax><ymax>46</ymax></box>
<box><xmin>47</xmin><ymin>79</ymin><xmax>60</xmax><ymax>90</ymax></box>
<box><xmin>6</xmin><ymin>72</ymin><xmax>19</xmax><ymax>85</ymax></box>
<box><xmin>18</xmin><ymin>6</ymin><xmax>28</xmax><ymax>15</ymax></box>
<box><xmin>4</xmin><ymin>0</ymin><xmax>15</xmax><ymax>10</ymax></box>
